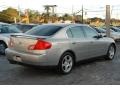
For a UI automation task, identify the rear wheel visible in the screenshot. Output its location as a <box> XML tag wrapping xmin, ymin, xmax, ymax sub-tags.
<box><xmin>8</xmin><ymin>60</ymin><xmax>17</xmax><ymax>64</ymax></box>
<box><xmin>58</xmin><ymin>52</ymin><xmax>74</xmax><ymax>74</ymax></box>
<box><xmin>105</xmin><ymin>44</ymin><xmax>116</xmax><ymax>60</ymax></box>
<box><xmin>0</xmin><ymin>42</ymin><xmax>7</xmax><ymax>55</ymax></box>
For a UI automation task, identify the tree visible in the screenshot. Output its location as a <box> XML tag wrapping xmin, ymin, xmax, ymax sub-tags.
<box><xmin>44</xmin><ymin>6</ymin><xmax>51</xmax><ymax>15</ymax></box>
<box><xmin>28</xmin><ymin>10</ymin><xmax>41</xmax><ymax>23</ymax></box>
<box><xmin>90</xmin><ymin>17</ymin><xmax>103</xmax><ymax>22</ymax></box>
<box><xmin>74</xmin><ymin>15</ymin><xmax>82</xmax><ymax>23</ymax></box>
<box><xmin>62</xmin><ymin>13</ymin><xmax>72</xmax><ymax>21</ymax></box>
<box><xmin>0</xmin><ymin>7</ymin><xmax>19</xmax><ymax>23</ymax></box>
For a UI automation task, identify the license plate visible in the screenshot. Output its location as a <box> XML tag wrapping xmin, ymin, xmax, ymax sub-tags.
<box><xmin>13</xmin><ymin>56</ymin><xmax>22</xmax><ymax>62</ymax></box>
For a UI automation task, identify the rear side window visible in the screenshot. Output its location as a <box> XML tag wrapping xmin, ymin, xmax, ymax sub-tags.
<box><xmin>67</xmin><ymin>26</ymin><xmax>85</xmax><ymax>38</ymax></box>
<box><xmin>26</xmin><ymin>25</ymin><xmax>63</xmax><ymax>36</ymax></box>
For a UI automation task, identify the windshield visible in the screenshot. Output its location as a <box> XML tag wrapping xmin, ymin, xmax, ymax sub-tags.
<box><xmin>8</xmin><ymin>25</ymin><xmax>21</xmax><ymax>33</ymax></box>
<box><xmin>15</xmin><ymin>24</ymin><xmax>36</xmax><ymax>32</ymax></box>
<box><xmin>26</xmin><ymin>25</ymin><xmax>63</xmax><ymax>36</ymax></box>
<box><xmin>0</xmin><ymin>25</ymin><xmax>21</xmax><ymax>33</ymax></box>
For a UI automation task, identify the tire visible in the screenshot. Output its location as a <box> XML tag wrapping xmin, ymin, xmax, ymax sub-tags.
<box><xmin>8</xmin><ymin>60</ymin><xmax>17</xmax><ymax>64</ymax></box>
<box><xmin>0</xmin><ymin>42</ymin><xmax>7</xmax><ymax>55</ymax></box>
<box><xmin>105</xmin><ymin>44</ymin><xmax>116</xmax><ymax>60</ymax></box>
<box><xmin>57</xmin><ymin>52</ymin><xmax>74</xmax><ymax>74</ymax></box>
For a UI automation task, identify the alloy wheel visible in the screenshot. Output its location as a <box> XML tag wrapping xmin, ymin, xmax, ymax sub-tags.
<box><xmin>108</xmin><ymin>45</ymin><xmax>115</xmax><ymax>59</ymax></box>
<box><xmin>61</xmin><ymin>55</ymin><xmax>73</xmax><ymax>73</ymax></box>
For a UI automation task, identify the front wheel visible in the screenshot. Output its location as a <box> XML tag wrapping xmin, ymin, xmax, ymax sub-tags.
<box><xmin>57</xmin><ymin>52</ymin><xmax>74</xmax><ymax>74</ymax></box>
<box><xmin>105</xmin><ymin>44</ymin><xmax>116</xmax><ymax>60</ymax></box>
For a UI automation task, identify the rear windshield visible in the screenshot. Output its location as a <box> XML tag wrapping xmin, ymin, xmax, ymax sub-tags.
<box><xmin>25</xmin><ymin>25</ymin><xmax>63</xmax><ymax>36</ymax></box>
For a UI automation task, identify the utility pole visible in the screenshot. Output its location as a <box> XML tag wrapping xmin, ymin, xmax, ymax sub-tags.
<box><xmin>82</xmin><ymin>5</ymin><xmax>84</xmax><ymax>24</ymax></box>
<box><xmin>44</xmin><ymin>5</ymin><xmax>57</xmax><ymax>23</ymax></box>
<box><xmin>44</xmin><ymin>5</ymin><xmax>50</xmax><ymax>23</ymax></box>
<box><xmin>18</xmin><ymin>5</ymin><xmax>21</xmax><ymax>23</ymax></box>
<box><xmin>51</xmin><ymin>5</ymin><xmax>57</xmax><ymax>23</ymax></box>
<box><xmin>72</xmin><ymin>5</ymin><xmax>75</xmax><ymax>23</ymax></box>
<box><xmin>51</xmin><ymin>5</ymin><xmax>57</xmax><ymax>15</ymax></box>
<box><xmin>106</xmin><ymin>5</ymin><xmax>111</xmax><ymax>37</ymax></box>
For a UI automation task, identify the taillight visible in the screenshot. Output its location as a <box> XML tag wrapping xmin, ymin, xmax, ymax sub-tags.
<box><xmin>28</xmin><ymin>39</ymin><xmax>52</xmax><ymax>50</ymax></box>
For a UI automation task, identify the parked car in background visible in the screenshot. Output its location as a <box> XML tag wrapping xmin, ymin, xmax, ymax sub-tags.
<box><xmin>110</xmin><ymin>26</ymin><xmax>120</xmax><ymax>32</ymax></box>
<box><xmin>13</xmin><ymin>23</ymin><xmax>37</xmax><ymax>33</ymax></box>
<box><xmin>109</xmin><ymin>27</ymin><xmax>120</xmax><ymax>41</ymax></box>
<box><xmin>100</xmin><ymin>26</ymin><xmax>120</xmax><ymax>41</ymax></box>
<box><xmin>111</xmin><ymin>32</ymin><xmax>120</xmax><ymax>41</ymax></box>
<box><xmin>92</xmin><ymin>27</ymin><xmax>106</xmax><ymax>37</ymax></box>
<box><xmin>116</xmin><ymin>26</ymin><xmax>120</xmax><ymax>29</ymax></box>
<box><xmin>0</xmin><ymin>23</ymin><xmax>22</xmax><ymax>55</ymax></box>
<box><xmin>6</xmin><ymin>24</ymin><xmax>116</xmax><ymax>74</ymax></box>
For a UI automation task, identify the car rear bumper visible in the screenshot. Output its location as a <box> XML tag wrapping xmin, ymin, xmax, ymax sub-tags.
<box><xmin>5</xmin><ymin>48</ymin><xmax>57</xmax><ymax>66</ymax></box>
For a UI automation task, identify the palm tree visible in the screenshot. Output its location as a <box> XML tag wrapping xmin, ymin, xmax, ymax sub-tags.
<box><xmin>44</xmin><ymin>5</ymin><xmax>50</xmax><ymax>15</ymax></box>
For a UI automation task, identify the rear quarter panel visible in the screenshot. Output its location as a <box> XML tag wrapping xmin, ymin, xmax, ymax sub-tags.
<box><xmin>45</xmin><ymin>38</ymin><xmax>72</xmax><ymax>65</ymax></box>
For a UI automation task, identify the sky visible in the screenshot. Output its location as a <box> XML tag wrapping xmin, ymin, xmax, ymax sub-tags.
<box><xmin>0</xmin><ymin>0</ymin><xmax>120</xmax><ymax>18</ymax></box>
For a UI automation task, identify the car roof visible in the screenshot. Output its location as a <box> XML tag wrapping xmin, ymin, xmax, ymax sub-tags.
<box><xmin>42</xmin><ymin>23</ymin><xmax>88</xmax><ymax>27</ymax></box>
<box><xmin>12</xmin><ymin>23</ymin><xmax>38</xmax><ymax>26</ymax></box>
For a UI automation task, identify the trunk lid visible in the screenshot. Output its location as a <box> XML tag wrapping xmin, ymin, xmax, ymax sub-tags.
<box><xmin>10</xmin><ymin>34</ymin><xmax>50</xmax><ymax>54</ymax></box>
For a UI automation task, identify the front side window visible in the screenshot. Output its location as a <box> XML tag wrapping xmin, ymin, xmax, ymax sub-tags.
<box><xmin>67</xmin><ymin>26</ymin><xmax>85</xmax><ymax>38</ymax></box>
<box><xmin>83</xmin><ymin>26</ymin><xmax>98</xmax><ymax>38</ymax></box>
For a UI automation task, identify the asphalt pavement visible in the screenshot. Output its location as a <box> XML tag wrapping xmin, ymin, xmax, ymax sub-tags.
<box><xmin>0</xmin><ymin>43</ymin><xmax>120</xmax><ymax>85</ymax></box>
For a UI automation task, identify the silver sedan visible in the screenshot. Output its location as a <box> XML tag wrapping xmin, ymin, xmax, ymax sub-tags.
<box><xmin>0</xmin><ymin>24</ymin><xmax>22</xmax><ymax>55</ymax></box>
<box><xmin>5</xmin><ymin>24</ymin><xmax>116</xmax><ymax>74</ymax></box>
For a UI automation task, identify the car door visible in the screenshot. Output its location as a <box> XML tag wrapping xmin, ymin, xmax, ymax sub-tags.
<box><xmin>82</xmin><ymin>26</ymin><xmax>107</xmax><ymax>58</ymax></box>
<box><xmin>67</xmin><ymin>26</ymin><xmax>92</xmax><ymax>61</ymax></box>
